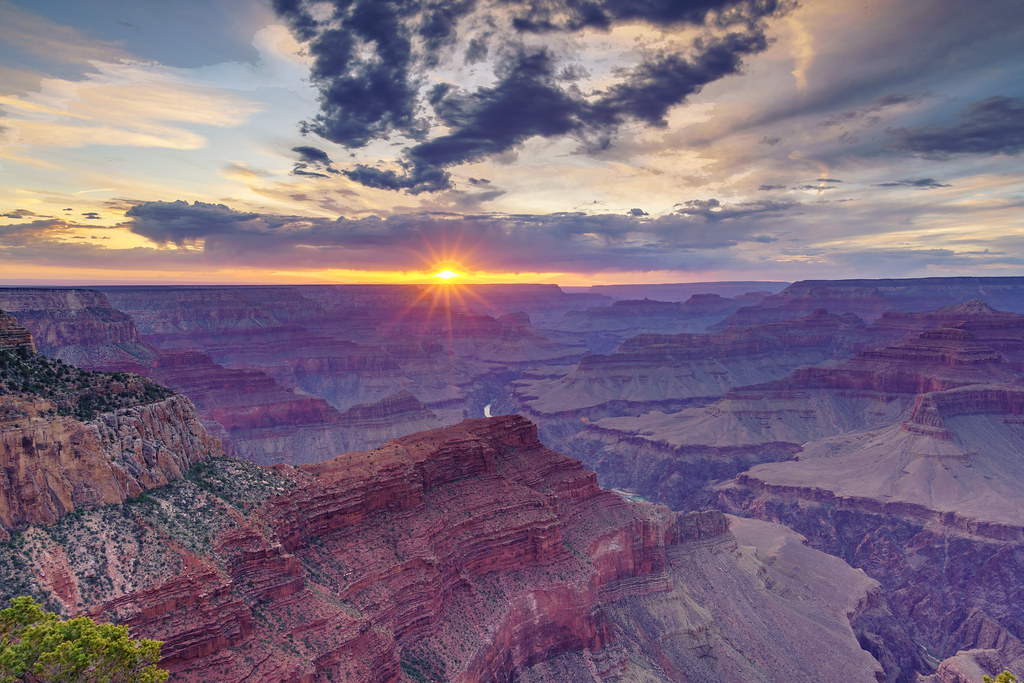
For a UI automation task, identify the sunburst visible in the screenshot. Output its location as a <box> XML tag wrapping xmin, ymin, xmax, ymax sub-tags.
<box><xmin>433</xmin><ymin>269</ymin><xmax>460</xmax><ymax>281</ymax></box>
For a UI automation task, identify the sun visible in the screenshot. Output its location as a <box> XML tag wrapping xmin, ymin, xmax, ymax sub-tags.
<box><xmin>433</xmin><ymin>269</ymin><xmax>460</xmax><ymax>281</ymax></box>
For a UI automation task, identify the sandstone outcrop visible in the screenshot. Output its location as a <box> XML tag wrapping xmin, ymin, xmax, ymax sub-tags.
<box><xmin>517</xmin><ymin>300</ymin><xmax>1024</xmax><ymax>679</ymax></box>
<box><xmin>10</xmin><ymin>280</ymin><xmax>1024</xmax><ymax>679</ymax></box>
<box><xmin>707</xmin><ymin>308</ymin><xmax>1024</xmax><ymax>678</ymax></box>
<box><xmin>557</xmin><ymin>304</ymin><xmax>1024</xmax><ymax>510</ymax></box>
<box><xmin>0</xmin><ymin>287</ymin><xmax>472</xmax><ymax>462</ymax></box>
<box><xmin>94</xmin><ymin>284</ymin><xmax>593</xmax><ymax>461</ymax></box>
<box><xmin>0</xmin><ymin>311</ymin><xmax>35</xmax><ymax>352</ymax></box>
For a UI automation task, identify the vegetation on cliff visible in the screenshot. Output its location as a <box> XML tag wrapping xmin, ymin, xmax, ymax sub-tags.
<box><xmin>0</xmin><ymin>457</ymin><xmax>294</xmax><ymax>610</ymax></box>
<box><xmin>0</xmin><ymin>596</ymin><xmax>167</xmax><ymax>682</ymax></box>
<box><xmin>985</xmin><ymin>672</ymin><xmax>1018</xmax><ymax>683</ymax></box>
<box><xmin>0</xmin><ymin>347</ymin><xmax>172</xmax><ymax>421</ymax></box>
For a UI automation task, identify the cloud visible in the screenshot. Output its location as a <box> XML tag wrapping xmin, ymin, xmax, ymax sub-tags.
<box><xmin>0</xmin><ymin>60</ymin><xmax>264</xmax><ymax>151</ymax></box>
<box><xmin>291</xmin><ymin>145</ymin><xmax>341</xmax><ymax>177</ymax></box>
<box><xmin>816</xmin><ymin>246</ymin><xmax>1024</xmax><ymax>276</ymax></box>
<box><xmin>888</xmin><ymin>96</ymin><xmax>1024</xmax><ymax>157</ymax></box>
<box><xmin>1</xmin><ymin>209</ymin><xmax>39</xmax><ymax>219</ymax></box>
<box><xmin>676</xmin><ymin>198</ymin><xmax>796</xmax><ymax>222</ymax></box>
<box><xmin>121</xmin><ymin>197</ymin><xmax>795</xmax><ymax>272</ymax></box>
<box><xmin>875</xmin><ymin>178</ymin><xmax>951</xmax><ymax>189</ymax></box>
<box><xmin>273</xmin><ymin>0</ymin><xmax>792</xmax><ymax>192</ymax></box>
<box><xmin>0</xmin><ymin>218</ymin><xmax>75</xmax><ymax>247</ymax></box>
<box><xmin>126</xmin><ymin>200</ymin><xmax>260</xmax><ymax>247</ymax></box>
<box><xmin>0</xmin><ymin>2</ymin><xmax>125</xmax><ymax>69</ymax></box>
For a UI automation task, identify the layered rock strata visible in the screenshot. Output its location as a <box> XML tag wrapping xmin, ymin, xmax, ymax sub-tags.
<box><xmin>0</xmin><ymin>311</ymin><xmax>35</xmax><ymax>352</ymax></box>
<box><xmin>506</xmin><ymin>309</ymin><xmax>869</xmax><ymax>420</ymax></box>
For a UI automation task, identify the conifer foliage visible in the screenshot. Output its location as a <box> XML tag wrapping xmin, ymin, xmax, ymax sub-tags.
<box><xmin>0</xmin><ymin>597</ymin><xmax>168</xmax><ymax>682</ymax></box>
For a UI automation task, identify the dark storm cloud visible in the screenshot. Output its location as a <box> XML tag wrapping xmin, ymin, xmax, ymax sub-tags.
<box><xmin>81</xmin><ymin>212</ymin><xmax>101</xmax><ymax>219</ymax></box>
<box><xmin>122</xmin><ymin>198</ymin><xmax>796</xmax><ymax>272</ymax></box>
<box><xmin>273</xmin><ymin>0</ymin><xmax>791</xmax><ymax>192</ymax></box>
<box><xmin>888</xmin><ymin>96</ymin><xmax>1024</xmax><ymax>157</ymax></box>
<box><xmin>293</xmin><ymin>145</ymin><xmax>332</xmax><ymax>165</ymax></box>
<box><xmin>628</xmin><ymin>208</ymin><xmax>648</xmax><ymax>216</ymax></box>
<box><xmin>291</xmin><ymin>145</ymin><xmax>341</xmax><ymax>177</ymax></box>
<box><xmin>506</xmin><ymin>0</ymin><xmax>784</xmax><ymax>32</ymax></box>
<box><xmin>875</xmin><ymin>178</ymin><xmax>951</xmax><ymax>189</ymax></box>
<box><xmin>590</xmin><ymin>29</ymin><xmax>771</xmax><ymax>127</ymax></box>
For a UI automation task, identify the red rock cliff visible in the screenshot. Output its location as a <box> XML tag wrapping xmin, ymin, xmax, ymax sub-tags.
<box><xmin>0</xmin><ymin>394</ymin><xmax>222</xmax><ymax>541</ymax></box>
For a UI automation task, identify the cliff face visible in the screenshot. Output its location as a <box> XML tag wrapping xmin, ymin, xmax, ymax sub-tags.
<box><xmin>0</xmin><ymin>416</ymin><xmax>882</xmax><ymax>682</ymax></box>
<box><xmin>705</xmin><ymin>309</ymin><xmax>1024</xmax><ymax>679</ymax></box>
<box><xmin>0</xmin><ymin>395</ymin><xmax>220</xmax><ymax>541</ymax></box>
<box><xmin>550</xmin><ymin>303</ymin><xmax>1024</xmax><ymax>507</ymax></box>
<box><xmin>146</xmin><ymin>352</ymin><xmax>453</xmax><ymax>465</ymax></box>
<box><xmin>0</xmin><ymin>287</ymin><xmax>471</xmax><ymax>463</ymax></box>
<box><xmin>0</xmin><ymin>320</ymin><xmax>221</xmax><ymax>541</ymax></box>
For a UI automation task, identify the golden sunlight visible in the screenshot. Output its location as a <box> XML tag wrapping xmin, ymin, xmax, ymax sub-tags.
<box><xmin>433</xmin><ymin>269</ymin><xmax>460</xmax><ymax>281</ymax></box>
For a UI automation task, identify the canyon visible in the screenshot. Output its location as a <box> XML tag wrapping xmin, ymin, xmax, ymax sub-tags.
<box><xmin>0</xmin><ymin>357</ymin><xmax>882</xmax><ymax>680</ymax></box>
<box><xmin>4</xmin><ymin>275</ymin><xmax>1024</xmax><ymax>680</ymax></box>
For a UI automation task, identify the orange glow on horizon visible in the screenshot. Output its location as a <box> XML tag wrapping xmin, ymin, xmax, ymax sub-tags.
<box><xmin>0</xmin><ymin>261</ymin><xmax>719</xmax><ymax>288</ymax></box>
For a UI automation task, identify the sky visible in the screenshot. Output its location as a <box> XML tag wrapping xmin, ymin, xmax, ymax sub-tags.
<box><xmin>1</xmin><ymin>0</ymin><xmax>1022</xmax><ymax>286</ymax></box>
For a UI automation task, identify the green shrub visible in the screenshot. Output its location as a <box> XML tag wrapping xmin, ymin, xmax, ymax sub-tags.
<box><xmin>0</xmin><ymin>596</ymin><xmax>168</xmax><ymax>682</ymax></box>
